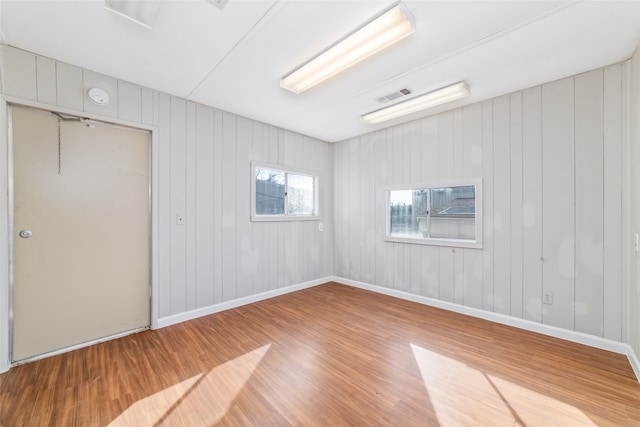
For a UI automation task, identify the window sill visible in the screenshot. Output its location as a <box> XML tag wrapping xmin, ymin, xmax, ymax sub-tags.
<box><xmin>251</xmin><ymin>215</ymin><xmax>321</xmax><ymax>223</ymax></box>
<box><xmin>384</xmin><ymin>235</ymin><xmax>482</xmax><ymax>249</ymax></box>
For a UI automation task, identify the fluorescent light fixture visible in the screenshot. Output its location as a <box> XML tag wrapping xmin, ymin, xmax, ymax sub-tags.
<box><xmin>104</xmin><ymin>0</ymin><xmax>162</xmax><ymax>29</ymax></box>
<box><xmin>280</xmin><ymin>3</ymin><xmax>415</xmax><ymax>94</ymax></box>
<box><xmin>361</xmin><ymin>81</ymin><xmax>470</xmax><ymax>124</ymax></box>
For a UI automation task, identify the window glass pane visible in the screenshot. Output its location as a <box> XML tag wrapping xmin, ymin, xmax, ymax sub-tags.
<box><xmin>255</xmin><ymin>168</ymin><xmax>285</xmax><ymax>215</ymax></box>
<box><xmin>287</xmin><ymin>173</ymin><xmax>314</xmax><ymax>215</ymax></box>
<box><xmin>388</xmin><ymin>184</ymin><xmax>477</xmax><ymax>242</ymax></box>
<box><xmin>429</xmin><ymin>185</ymin><xmax>475</xmax><ymax>240</ymax></box>
<box><xmin>389</xmin><ymin>189</ymin><xmax>428</xmax><ymax>236</ymax></box>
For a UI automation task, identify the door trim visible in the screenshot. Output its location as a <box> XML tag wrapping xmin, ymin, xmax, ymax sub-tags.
<box><xmin>2</xmin><ymin>100</ymin><xmax>159</xmax><ymax>369</ymax></box>
<box><xmin>7</xmin><ymin>105</ymin><xmax>15</xmax><ymax>366</ymax></box>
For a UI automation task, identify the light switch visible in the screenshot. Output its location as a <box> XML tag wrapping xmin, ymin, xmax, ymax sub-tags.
<box><xmin>318</xmin><ymin>222</ymin><xmax>324</xmax><ymax>232</ymax></box>
<box><xmin>176</xmin><ymin>214</ymin><xmax>185</xmax><ymax>225</ymax></box>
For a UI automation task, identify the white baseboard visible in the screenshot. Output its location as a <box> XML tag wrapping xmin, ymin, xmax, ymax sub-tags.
<box><xmin>156</xmin><ymin>277</ymin><xmax>331</xmax><ymax>329</ymax></box>
<box><xmin>330</xmin><ymin>276</ymin><xmax>640</xmax><ymax>383</ymax></box>
<box><xmin>628</xmin><ymin>345</ymin><xmax>640</xmax><ymax>381</ymax></box>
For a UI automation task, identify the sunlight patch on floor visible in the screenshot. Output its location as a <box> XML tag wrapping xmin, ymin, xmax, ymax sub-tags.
<box><xmin>108</xmin><ymin>344</ymin><xmax>271</xmax><ymax>426</ymax></box>
<box><xmin>410</xmin><ymin>343</ymin><xmax>596</xmax><ymax>426</ymax></box>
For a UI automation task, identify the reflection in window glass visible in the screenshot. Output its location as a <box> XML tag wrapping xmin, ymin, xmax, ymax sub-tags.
<box><xmin>255</xmin><ymin>168</ymin><xmax>285</xmax><ymax>215</ymax></box>
<box><xmin>389</xmin><ymin>189</ymin><xmax>427</xmax><ymax>236</ymax></box>
<box><xmin>287</xmin><ymin>173</ymin><xmax>314</xmax><ymax>215</ymax></box>
<box><xmin>389</xmin><ymin>185</ymin><xmax>476</xmax><ymax>241</ymax></box>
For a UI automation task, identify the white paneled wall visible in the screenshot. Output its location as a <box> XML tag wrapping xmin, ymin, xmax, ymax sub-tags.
<box><xmin>1</xmin><ymin>43</ymin><xmax>638</xmax><ymax>373</ymax></box>
<box><xmin>0</xmin><ymin>45</ymin><xmax>334</xmax><ymax>323</ymax></box>
<box><xmin>334</xmin><ymin>64</ymin><xmax>628</xmax><ymax>341</ymax></box>
<box><xmin>629</xmin><ymin>50</ymin><xmax>640</xmax><ymax>361</ymax></box>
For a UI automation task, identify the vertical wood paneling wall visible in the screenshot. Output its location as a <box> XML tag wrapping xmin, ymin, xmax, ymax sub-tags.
<box><xmin>0</xmin><ymin>45</ymin><xmax>334</xmax><ymax>322</ymax></box>
<box><xmin>334</xmin><ymin>64</ymin><xmax>629</xmax><ymax>342</ymax></box>
<box><xmin>2</xmin><ymin>42</ymin><xmax>639</xmax><ymax>371</ymax></box>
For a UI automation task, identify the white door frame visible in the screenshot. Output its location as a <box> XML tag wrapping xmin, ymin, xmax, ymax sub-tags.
<box><xmin>0</xmin><ymin>96</ymin><xmax>160</xmax><ymax>372</ymax></box>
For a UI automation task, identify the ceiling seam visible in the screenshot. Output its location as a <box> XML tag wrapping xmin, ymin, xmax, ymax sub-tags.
<box><xmin>186</xmin><ymin>0</ymin><xmax>285</xmax><ymax>100</ymax></box>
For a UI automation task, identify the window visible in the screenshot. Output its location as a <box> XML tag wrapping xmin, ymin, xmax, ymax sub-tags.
<box><xmin>251</xmin><ymin>162</ymin><xmax>319</xmax><ymax>221</ymax></box>
<box><xmin>385</xmin><ymin>180</ymin><xmax>482</xmax><ymax>248</ymax></box>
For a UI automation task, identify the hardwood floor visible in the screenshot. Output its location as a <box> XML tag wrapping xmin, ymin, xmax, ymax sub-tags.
<box><xmin>1</xmin><ymin>282</ymin><xmax>639</xmax><ymax>426</ymax></box>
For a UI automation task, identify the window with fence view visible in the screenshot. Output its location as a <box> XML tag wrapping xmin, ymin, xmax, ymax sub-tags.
<box><xmin>387</xmin><ymin>182</ymin><xmax>481</xmax><ymax>247</ymax></box>
<box><xmin>252</xmin><ymin>163</ymin><xmax>318</xmax><ymax>220</ymax></box>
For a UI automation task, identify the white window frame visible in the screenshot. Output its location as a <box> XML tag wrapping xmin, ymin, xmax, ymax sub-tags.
<box><xmin>250</xmin><ymin>161</ymin><xmax>320</xmax><ymax>222</ymax></box>
<box><xmin>383</xmin><ymin>179</ymin><xmax>483</xmax><ymax>249</ymax></box>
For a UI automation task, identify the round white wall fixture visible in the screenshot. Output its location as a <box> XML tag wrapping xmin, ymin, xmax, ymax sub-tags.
<box><xmin>88</xmin><ymin>88</ymin><xmax>110</xmax><ymax>105</ymax></box>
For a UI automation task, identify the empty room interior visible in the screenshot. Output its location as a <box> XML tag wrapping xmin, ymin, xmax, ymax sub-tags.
<box><xmin>2</xmin><ymin>0</ymin><xmax>640</xmax><ymax>425</ymax></box>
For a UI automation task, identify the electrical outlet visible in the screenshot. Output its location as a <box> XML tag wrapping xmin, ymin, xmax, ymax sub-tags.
<box><xmin>543</xmin><ymin>292</ymin><xmax>553</xmax><ymax>305</ymax></box>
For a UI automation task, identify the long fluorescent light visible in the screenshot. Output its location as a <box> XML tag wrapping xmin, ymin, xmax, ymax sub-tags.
<box><xmin>361</xmin><ymin>81</ymin><xmax>470</xmax><ymax>124</ymax></box>
<box><xmin>280</xmin><ymin>3</ymin><xmax>415</xmax><ymax>94</ymax></box>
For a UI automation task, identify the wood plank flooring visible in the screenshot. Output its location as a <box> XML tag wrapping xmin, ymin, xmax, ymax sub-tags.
<box><xmin>1</xmin><ymin>282</ymin><xmax>639</xmax><ymax>426</ymax></box>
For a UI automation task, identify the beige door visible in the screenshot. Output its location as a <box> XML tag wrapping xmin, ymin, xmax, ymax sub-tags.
<box><xmin>11</xmin><ymin>106</ymin><xmax>150</xmax><ymax>362</ymax></box>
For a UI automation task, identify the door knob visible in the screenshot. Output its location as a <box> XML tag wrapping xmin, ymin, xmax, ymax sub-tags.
<box><xmin>19</xmin><ymin>230</ymin><xmax>32</xmax><ymax>239</ymax></box>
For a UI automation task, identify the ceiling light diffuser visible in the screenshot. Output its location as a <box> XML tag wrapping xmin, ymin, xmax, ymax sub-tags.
<box><xmin>104</xmin><ymin>0</ymin><xmax>162</xmax><ymax>29</ymax></box>
<box><xmin>280</xmin><ymin>3</ymin><xmax>415</xmax><ymax>94</ymax></box>
<box><xmin>361</xmin><ymin>81</ymin><xmax>470</xmax><ymax>124</ymax></box>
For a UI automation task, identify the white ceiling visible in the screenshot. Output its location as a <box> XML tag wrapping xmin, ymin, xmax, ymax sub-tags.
<box><xmin>1</xmin><ymin>0</ymin><xmax>640</xmax><ymax>143</ymax></box>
